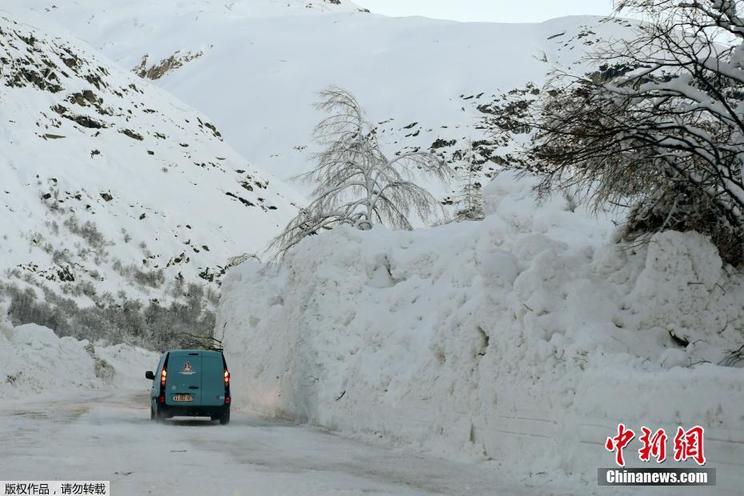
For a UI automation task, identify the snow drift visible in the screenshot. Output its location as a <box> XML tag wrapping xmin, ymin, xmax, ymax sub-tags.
<box><xmin>0</xmin><ymin>314</ymin><xmax>157</xmax><ymax>400</ymax></box>
<box><xmin>218</xmin><ymin>172</ymin><xmax>744</xmax><ymax>492</ymax></box>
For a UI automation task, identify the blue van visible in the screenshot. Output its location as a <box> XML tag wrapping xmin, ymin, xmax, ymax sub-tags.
<box><xmin>146</xmin><ymin>349</ymin><xmax>231</xmax><ymax>424</ymax></box>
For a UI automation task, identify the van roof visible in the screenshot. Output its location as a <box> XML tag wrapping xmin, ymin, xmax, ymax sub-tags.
<box><xmin>166</xmin><ymin>349</ymin><xmax>223</xmax><ymax>355</ymax></box>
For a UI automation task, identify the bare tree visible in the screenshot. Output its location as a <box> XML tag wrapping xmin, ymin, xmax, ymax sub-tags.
<box><xmin>531</xmin><ymin>0</ymin><xmax>744</xmax><ymax>264</ymax></box>
<box><xmin>271</xmin><ymin>87</ymin><xmax>453</xmax><ymax>256</ymax></box>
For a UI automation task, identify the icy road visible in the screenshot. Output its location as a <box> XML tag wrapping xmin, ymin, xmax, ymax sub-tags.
<box><xmin>0</xmin><ymin>391</ymin><xmax>555</xmax><ymax>496</ymax></box>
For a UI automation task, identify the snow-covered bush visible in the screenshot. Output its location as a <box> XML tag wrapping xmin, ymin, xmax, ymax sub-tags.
<box><xmin>532</xmin><ymin>0</ymin><xmax>744</xmax><ymax>265</ymax></box>
<box><xmin>0</xmin><ymin>281</ymin><xmax>215</xmax><ymax>351</ymax></box>
<box><xmin>452</xmin><ymin>142</ymin><xmax>486</xmax><ymax>222</ymax></box>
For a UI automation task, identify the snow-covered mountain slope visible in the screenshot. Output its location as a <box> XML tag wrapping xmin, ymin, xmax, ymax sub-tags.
<box><xmin>217</xmin><ymin>172</ymin><xmax>744</xmax><ymax>493</ymax></box>
<box><xmin>0</xmin><ymin>14</ymin><xmax>297</xmax><ymax>339</ymax></box>
<box><xmin>2</xmin><ymin>1</ymin><xmax>633</xmax><ymax>188</ymax></box>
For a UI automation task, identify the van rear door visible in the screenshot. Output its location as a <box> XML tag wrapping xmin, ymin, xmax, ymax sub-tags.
<box><xmin>201</xmin><ymin>352</ymin><xmax>226</xmax><ymax>406</ymax></box>
<box><xmin>166</xmin><ymin>351</ymin><xmax>202</xmax><ymax>406</ymax></box>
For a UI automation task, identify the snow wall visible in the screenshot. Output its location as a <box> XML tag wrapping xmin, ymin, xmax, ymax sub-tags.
<box><xmin>218</xmin><ymin>172</ymin><xmax>744</xmax><ymax>492</ymax></box>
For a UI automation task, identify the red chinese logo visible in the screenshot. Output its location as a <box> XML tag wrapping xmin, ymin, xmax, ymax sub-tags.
<box><xmin>673</xmin><ymin>426</ymin><xmax>706</xmax><ymax>465</ymax></box>
<box><xmin>638</xmin><ymin>426</ymin><xmax>667</xmax><ymax>463</ymax></box>
<box><xmin>605</xmin><ymin>424</ymin><xmax>706</xmax><ymax>466</ymax></box>
<box><xmin>605</xmin><ymin>423</ymin><xmax>635</xmax><ymax>466</ymax></box>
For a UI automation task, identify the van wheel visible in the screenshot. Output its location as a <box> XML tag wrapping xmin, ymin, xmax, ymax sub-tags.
<box><xmin>219</xmin><ymin>408</ymin><xmax>230</xmax><ymax>425</ymax></box>
<box><xmin>151</xmin><ymin>403</ymin><xmax>165</xmax><ymax>422</ymax></box>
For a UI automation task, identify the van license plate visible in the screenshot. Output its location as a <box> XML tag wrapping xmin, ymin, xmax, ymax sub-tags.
<box><xmin>172</xmin><ymin>394</ymin><xmax>192</xmax><ymax>402</ymax></box>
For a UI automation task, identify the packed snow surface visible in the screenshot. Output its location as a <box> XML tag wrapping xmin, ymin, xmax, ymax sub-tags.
<box><xmin>2</xmin><ymin>315</ymin><xmax>540</xmax><ymax>495</ymax></box>
<box><xmin>218</xmin><ymin>172</ymin><xmax>744</xmax><ymax>494</ymax></box>
<box><xmin>1</xmin><ymin>392</ymin><xmax>565</xmax><ymax>496</ymax></box>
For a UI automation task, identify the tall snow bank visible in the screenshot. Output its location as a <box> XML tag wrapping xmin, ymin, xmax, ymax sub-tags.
<box><xmin>0</xmin><ymin>316</ymin><xmax>157</xmax><ymax>400</ymax></box>
<box><xmin>218</xmin><ymin>172</ymin><xmax>744</xmax><ymax>490</ymax></box>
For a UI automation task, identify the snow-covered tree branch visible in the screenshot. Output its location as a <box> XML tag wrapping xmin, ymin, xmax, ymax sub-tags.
<box><xmin>271</xmin><ymin>87</ymin><xmax>453</xmax><ymax>256</ymax></box>
<box><xmin>532</xmin><ymin>0</ymin><xmax>744</xmax><ymax>265</ymax></box>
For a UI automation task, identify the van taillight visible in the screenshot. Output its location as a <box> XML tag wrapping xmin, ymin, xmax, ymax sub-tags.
<box><xmin>224</xmin><ymin>370</ymin><xmax>230</xmax><ymax>386</ymax></box>
<box><xmin>224</xmin><ymin>395</ymin><xmax>231</xmax><ymax>405</ymax></box>
<box><xmin>159</xmin><ymin>394</ymin><xmax>165</xmax><ymax>404</ymax></box>
<box><xmin>160</xmin><ymin>368</ymin><xmax>167</xmax><ymax>387</ymax></box>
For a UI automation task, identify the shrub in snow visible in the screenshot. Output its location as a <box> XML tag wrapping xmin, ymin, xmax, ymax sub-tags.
<box><xmin>452</xmin><ymin>142</ymin><xmax>485</xmax><ymax>222</ymax></box>
<box><xmin>531</xmin><ymin>0</ymin><xmax>744</xmax><ymax>265</ymax></box>
<box><xmin>0</xmin><ymin>281</ymin><xmax>215</xmax><ymax>351</ymax></box>
<box><xmin>271</xmin><ymin>87</ymin><xmax>453</xmax><ymax>256</ymax></box>
<box><xmin>84</xmin><ymin>343</ymin><xmax>115</xmax><ymax>382</ymax></box>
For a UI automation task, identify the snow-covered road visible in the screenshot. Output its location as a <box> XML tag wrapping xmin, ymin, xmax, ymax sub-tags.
<box><xmin>0</xmin><ymin>391</ymin><xmax>557</xmax><ymax>496</ymax></box>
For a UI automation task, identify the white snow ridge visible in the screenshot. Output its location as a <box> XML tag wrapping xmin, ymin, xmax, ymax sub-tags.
<box><xmin>219</xmin><ymin>172</ymin><xmax>744</xmax><ymax>492</ymax></box>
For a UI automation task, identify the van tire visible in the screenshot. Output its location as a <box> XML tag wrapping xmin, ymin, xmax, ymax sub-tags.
<box><xmin>219</xmin><ymin>408</ymin><xmax>230</xmax><ymax>425</ymax></box>
<box><xmin>151</xmin><ymin>402</ymin><xmax>165</xmax><ymax>422</ymax></box>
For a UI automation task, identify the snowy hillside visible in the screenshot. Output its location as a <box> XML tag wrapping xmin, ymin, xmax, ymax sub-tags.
<box><xmin>2</xmin><ymin>1</ymin><xmax>633</xmax><ymax>188</ymax></box>
<box><xmin>217</xmin><ymin>172</ymin><xmax>744</xmax><ymax>493</ymax></box>
<box><xmin>0</xmin><ymin>14</ymin><xmax>298</xmax><ymax>343</ymax></box>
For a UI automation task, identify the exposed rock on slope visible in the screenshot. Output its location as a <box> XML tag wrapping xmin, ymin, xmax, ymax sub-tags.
<box><xmin>134</xmin><ymin>51</ymin><xmax>203</xmax><ymax>80</ymax></box>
